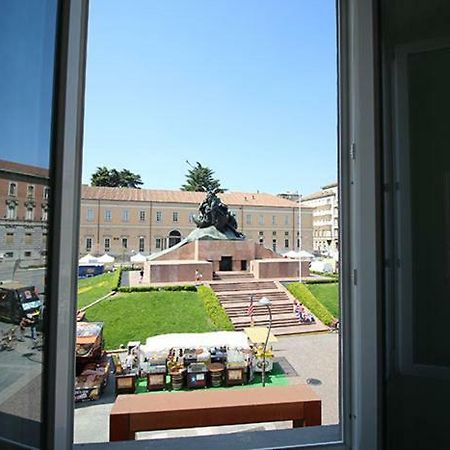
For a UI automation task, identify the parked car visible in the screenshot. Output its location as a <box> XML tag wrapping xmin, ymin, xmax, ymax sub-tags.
<box><xmin>0</xmin><ymin>282</ymin><xmax>42</xmax><ymax>323</ymax></box>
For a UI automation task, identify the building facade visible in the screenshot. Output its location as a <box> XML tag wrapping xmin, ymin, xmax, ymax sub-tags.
<box><xmin>80</xmin><ymin>186</ymin><xmax>313</xmax><ymax>259</ymax></box>
<box><xmin>0</xmin><ymin>160</ymin><xmax>49</xmax><ymax>264</ymax></box>
<box><xmin>301</xmin><ymin>182</ymin><xmax>338</xmax><ymax>256</ymax></box>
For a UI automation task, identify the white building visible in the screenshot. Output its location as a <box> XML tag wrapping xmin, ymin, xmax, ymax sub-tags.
<box><xmin>301</xmin><ymin>182</ymin><xmax>338</xmax><ymax>257</ymax></box>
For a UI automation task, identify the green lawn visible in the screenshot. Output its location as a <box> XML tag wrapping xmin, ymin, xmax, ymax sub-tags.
<box><xmin>77</xmin><ymin>271</ymin><xmax>118</xmax><ymax>309</ymax></box>
<box><xmin>85</xmin><ymin>291</ymin><xmax>220</xmax><ymax>349</ymax></box>
<box><xmin>306</xmin><ymin>283</ymin><xmax>340</xmax><ymax>318</ymax></box>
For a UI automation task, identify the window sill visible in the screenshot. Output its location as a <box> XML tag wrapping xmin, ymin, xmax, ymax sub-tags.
<box><xmin>75</xmin><ymin>424</ymin><xmax>342</xmax><ymax>450</ymax></box>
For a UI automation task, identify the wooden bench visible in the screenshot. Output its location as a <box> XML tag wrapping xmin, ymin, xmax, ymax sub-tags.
<box><xmin>109</xmin><ymin>384</ymin><xmax>321</xmax><ymax>441</ymax></box>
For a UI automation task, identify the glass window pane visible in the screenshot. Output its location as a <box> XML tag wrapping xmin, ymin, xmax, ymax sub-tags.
<box><xmin>0</xmin><ymin>0</ymin><xmax>58</xmax><ymax>447</ymax></box>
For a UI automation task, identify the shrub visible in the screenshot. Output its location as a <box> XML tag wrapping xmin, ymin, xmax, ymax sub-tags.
<box><xmin>197</xmin><ymin>285</ymin><xmax>235</xmax><ymax>331</ymax></box>
<box><xmin>287</xmin><ymin>282</ymin><xmax>335</xmax><ymax>327</ymax></box>
<box><xmin>112</xmin><ymin>267</ymin><xmax>123</xmax><ymax>291</ymax></box>
<box><xmin>304</xmin><ymin>278</ymin><xmax>338</xmax><ymax>285</ymax></box>
<box><xmin>310</xmin><ymin>270</ymin><xmax>339</xmax><ymax>280</ymax></box>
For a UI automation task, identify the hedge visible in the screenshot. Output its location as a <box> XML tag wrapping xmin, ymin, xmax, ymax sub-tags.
<box><xmin>117</xmin><ymin>285</ymin><xmax>197</xmax><ymax>293</ymax></box>
<box><xmin>112</xmin><ymin>267</ymin><xmax>122</xmax><ymax>291</ymax></box>
<box><xmin>303</xmin><ymin>278</ymin><xmax>338</xmax><ymax>285</ymax></box>
<box><xmin>310</xmin><ymin>270</ymin><xmax>339</xmax><ymax>280</ymax></box>
<box><xmin>287</xmin><ymin>282</ymin><xmax>335</xmax><ymax>327</ymax></box>
<box><xmin>197</xmin><ymin>285</ymin><xmax>235</xmax><ymax>331</ymax></box>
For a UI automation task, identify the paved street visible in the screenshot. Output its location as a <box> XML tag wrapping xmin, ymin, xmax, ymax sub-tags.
<box><xmin>0</xmin><ymin>265</ymin><xmax>45</xmax><ymax>422</ymax></box>
<box><xmin>0</xmin><ymin>263</ymin><xmax>46</xmax><ymax>294</ymax></box>
<box><xmin>74</xmin><ymin>332</ymin><xmax>339</xmax><ymax>444</ymax></box>
<box><xmin>0</xmin><ymin>324</ymin><xmax>43</xmax><ymax>422</ymax></box>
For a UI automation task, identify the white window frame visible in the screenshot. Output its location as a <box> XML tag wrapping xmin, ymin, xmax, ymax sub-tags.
<box><xmin>26</xmin><ymin>206</ymin><xmax>34</xmax><ymax>221</ymax></box>
<box><xmin>27</xmin><ymin>184</ymin><xmax>35</xmax><ymax>198</ymax></box>
<box><xmin>122</xmin><ymin>209</ymin><xmax>129</xmax><ymax>222</ymax></box>
<box><xmin>172</xmin><ymin>211</ymin><xmax>178</xmax><ymax>222</ymax></box>
<box><xmin>86</xmin><ymin>207</ymin><xmax>94</xmax><ymax>222</ymax></box>
<box><xmin>139</xmin><ymin>210</ymin><xmax>146</xmax><ymax>222</ymax></box>
<box><xmin>8</xmin><ymin>182</ymin><xmax>17</xmax><ymax>196</ymax></box>
<box><xmin>85</xmin><ymin>237</ymin><xmax>92</xmax><ymax>251</ymax></box>
<box><xmin>139</xmin><ymin>236</ymin><xmax>145</xmax><ymax>252</ymax></box>
<box><xmin>6</xmin><ymin>203</ymin><xmax>17</xmax><ymax>219</ymax></box>
<box><xmin>155</xmin><ymin>237</ymin><xmax>162</xmax><ymax>249</ymax></box>
<box><xmin>104</xmin><ymin>237</ymin><xmax>111</xmax><ymax>252</ymax></box>
<box><xmin>104</xmin><ymin>209</ymin><xmax>112</xmax><ymax>222</ymax></box>
<box><xmin>122</xmin><ymin>237</ymin><xmax>128</xmax><ymax>249</ymax></box>
<box><xmin>156</xmin><ymin>211</ymin><xmax>162</xmax><ymax>222</ymax></box>
<box><xmin>40</xmin><ymin>1</ymin><xmax>381</xmax><ymax>449</ymax></box>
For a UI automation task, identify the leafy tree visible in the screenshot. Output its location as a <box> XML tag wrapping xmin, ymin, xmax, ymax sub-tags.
<box><xmin>90</xmin><ymin>166</ymin><xmax>143</xmax><ymax>189</ymax></box>
<box><xmin>181</xmin><ymin>162</ymin><xmax>225</xmax><ymax>192</ymax></box>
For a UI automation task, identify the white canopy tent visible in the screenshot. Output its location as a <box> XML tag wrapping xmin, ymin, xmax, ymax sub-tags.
<box><xmin>141</xmin><ymin>331</ymin><xmax>250</xmax><ymax>353</ymax></box>
<box><xmin>283</xmin><ymin>250</ymin><xmax>314</xmax><ymax>260</ymax></box>
<box><xmin>78</xmin><ymin>253</ymin><xmax>99</xmax><ymax>264</ymax></box>
<box><xmin>130</xmin><ymin>252</ymin><xmax>147</xmax><ymax>263</ymax></box>
<box><xmin>97</xmin><ymin>253</ymin><xmax>115</xmax><ymax>263</ymax></box>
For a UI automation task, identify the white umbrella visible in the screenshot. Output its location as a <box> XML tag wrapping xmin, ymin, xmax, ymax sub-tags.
<box><xmin>130</xmin><ymin>252</ymin><xmax>147</xmax><ymax>263</ymax></box>
<box><xmin>298</xmin><ymin>250</ymin><xmax>314</xmax><ymax>260</ymax></box>
<box><xmin>283</xmin><ymin>250</ymin><xmax>314</xmax><ymax>260</ymax></box>
<box><xmin>283</xmin><ymin>250</ymin><xmax>300</xmax><ymax>258</ymax></box>
<box><xmin>79</xmin><ymin>253</ymin><xmax>99</xmax><ymax>264</ymax></box>
<box><xmin>97</xmin><ymin>253</ymin><xmax>115</xmax><ymax>263</ymax></box>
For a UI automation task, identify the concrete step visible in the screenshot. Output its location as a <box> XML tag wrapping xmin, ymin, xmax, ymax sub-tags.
<box><xmin>226</xmin><ymin>309</ymin><xmax>294</xmax><ymax>319</ymax></box>
<box><xmin>214</xmin><ymin>271</ymin><xmax>255</xmax><ymax>280</ymax></box>
<box><xmin>220</xmin><ymin>299</ymin><xmax>292</xmax><ymax>308</ymax></box>
<box><xmin>211</xmin><ymin>281</ymin><xmax>277</xmax><ymax>292</ymax></box>
<box><xmin>231</xmin><ymin>312</ymin><xmax>301</xmax><ymax>325</ymax></box>
<box><xmin>234</xmin><ymin>324</ymin><xmax>329</xmax><ymax>335</ymax></box>
<box><xmin>217</xmin><ymin>293</ymin><xmax>289</xmax><ymax>303</ymax></box>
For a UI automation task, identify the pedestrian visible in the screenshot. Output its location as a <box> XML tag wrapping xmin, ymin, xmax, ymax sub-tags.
<box><xmin>20</xmin><ymin>313</ymin><xmax>37</xmax><ymax>341</ymax></box>
<box><xmin>195</xmin><ymin>269</ymin><xmax>203</xmax><ymax>284</ymax></box>
<box><xmin>139</xmin><ymin>268</ymin><xmax>144</xmax><ymax>283</ymax></box>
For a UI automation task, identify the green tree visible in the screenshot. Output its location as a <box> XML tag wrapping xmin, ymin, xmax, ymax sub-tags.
<box><xmin>90</xmin><ymin>166</ymin><xmax>143</xmax><ymax>188</ymax></box>
<box><xmin>181</xmin><ymin>162</ymin><xmax>225</xmax><ymax>192</ymax></box>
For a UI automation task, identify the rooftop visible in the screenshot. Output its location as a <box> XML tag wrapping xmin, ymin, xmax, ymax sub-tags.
<box><xmin>81</xmin><ymin>186</ymin><xmax>299</xmax><ymax>208</ymax></box>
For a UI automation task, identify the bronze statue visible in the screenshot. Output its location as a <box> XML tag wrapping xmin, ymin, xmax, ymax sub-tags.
<box><xmin>193</xmin><ymin>188</ymin><xmax>244</xmax><ymax>238</ymax></box>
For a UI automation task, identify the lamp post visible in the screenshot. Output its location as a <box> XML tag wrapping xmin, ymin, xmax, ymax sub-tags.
<box><xmin>258</xmin><ymin>297</ymin><xmax>272</xmax><ymax>387</ymax></box>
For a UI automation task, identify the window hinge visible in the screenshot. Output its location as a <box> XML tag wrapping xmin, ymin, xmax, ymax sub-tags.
<box><xmin>350</xmin><ymin>142</ymin><xmax>356</xmax><ymax>160</ymax></box>
<box><xmin>353</xmin><ymin>268</ymin><xmax>357</xmax><ymax>286</ymax></box>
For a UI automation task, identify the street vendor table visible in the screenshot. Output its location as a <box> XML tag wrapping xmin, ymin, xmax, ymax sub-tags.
<box><xmin>208</xmin><ymin>362</ymin><xmax>224</xmax><ymax>387</ymax></box>
<box><xmin>110</xmin><ymin>384</ymin><xmax>321</xmax><ymax>441</ymax></box>
<box><xmin>115</xmin><ymin>374</ymin><xmax>136</xmax><ymax>395</ymax></box>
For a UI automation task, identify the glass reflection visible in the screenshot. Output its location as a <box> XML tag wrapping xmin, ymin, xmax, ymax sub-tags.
<box><xmin>0</xmin><ymin>0</ymin><xmax>57</xmax><ymax>447</ymax></box>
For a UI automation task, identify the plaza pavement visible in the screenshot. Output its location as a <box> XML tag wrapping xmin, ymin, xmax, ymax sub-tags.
<box><xmin>74</xmin><ymin>332</ymin><xmax>339</xmax><ymax>444</ymax></box>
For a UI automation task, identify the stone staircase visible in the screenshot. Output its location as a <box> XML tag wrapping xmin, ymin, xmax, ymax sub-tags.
<box><xmin>213</xmin><ymin>271</ymin><xmax>255</xmax><ymax>281</ymax></box>
<box><xmin>209</xmin><ymin>275</ymin><xmax>328</xmax><ymax>335</ymax></box>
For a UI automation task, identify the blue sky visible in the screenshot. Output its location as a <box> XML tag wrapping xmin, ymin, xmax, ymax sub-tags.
<box><xmin>82</xmin><ymin>0</ymin><xmax>337</xmax><ymax>195</ymax></box>
<box><xmin>0</xmin><ymin>0</ymin><xmax>57</xmax><ymax>168</ymax></box>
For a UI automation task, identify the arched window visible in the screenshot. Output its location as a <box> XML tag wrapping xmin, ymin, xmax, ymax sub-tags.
<box><xmin>168</xmin><ymin>230</ymin><xmax>181</xmax><ymax>248</ymax></box>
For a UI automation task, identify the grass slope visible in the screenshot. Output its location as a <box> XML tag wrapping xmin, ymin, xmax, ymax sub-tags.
<box><xmin>306</xmin><ymin>283</ymin><xmax>340</xmax><ymax>318</ymax></box>
<box><xmin>85</xmin><ymin>291</ymin><xmax>219</xmax><ymax>349</ymax></box>
<box><xmin>77</xmin><ymin>271</ymin><xmax>119</xmax><ymax>309</ymax></box>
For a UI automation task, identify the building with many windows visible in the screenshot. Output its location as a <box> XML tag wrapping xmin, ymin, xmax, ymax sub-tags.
<box><xmin>80</xmin><ymin>186</ymin><xmax>313</xmax><ymax>258</ymax></box>
<box><xmin>0</xmin><ymin>160</ymin><xmax>49</xmax><ymax>263</ymax></box>
<box><xmin>301</xmin><ymin>182</ymin><xmax>338</xmax><ymax>256</ymax></box>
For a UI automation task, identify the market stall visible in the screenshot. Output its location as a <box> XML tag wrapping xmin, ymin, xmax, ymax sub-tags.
<box><xmin>110</xmin><ymin>330</ymin><xmax>280</xmax><ymax>395</ymax></box>
<box><xmin>75</xmin><ymin>322</ymin><xmax>110</xmax><ymax>402</ymax></box>
<box><xmin>244</xmin><ymin>327</ymin><xmax>278</xmax><ymax>373</ymax></box>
